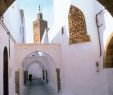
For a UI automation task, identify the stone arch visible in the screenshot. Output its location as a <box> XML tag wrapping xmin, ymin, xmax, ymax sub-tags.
<box><xmin>22</xmin><ymin>50</ymin><xmax>57</xmax><ymax>68</ymax></box>
<box><xmin>15</xmin><ymin>44</ymin><xmax>61</xmax><ymax>69</ymax></box>
<box><xmin>22</xmin><ymin>60</ymin><xmax>47</xmax><ymax>81</ymax></box>
<box><xmin>104</xmin><ymin>32</ymin><xmax>113</xmax><ymax>68</ymax></box>
<box><xmin>22</xmin><ymin>60</ymin><xmax>46</xmax><ymax>80</ymax></box>
<box><xmin>27</xmin><ymin>61</ymin><xmax>44</xmax><ymax>80</ymax></box>
<box><xmin>27</xmin><ymin>61</ymin><xmax>45</xmax><ymax>71</ymax></box>
<box><xmin>68</xmin><ymin>5</ymin><xmax>90</xmax><ymax>44</ymax></box>
<box><xmin>15</xmin><ymin>44</ymin><xmax>61</xmax><ymax>93</ymax></box>
<box><xmin>3</xmin><ymin>47</ymin><xmax>9</xmax><ymax>95</ymax></box>
<box><xmin>21</xmin><ymin>50</ymin><xmax>58</xmax><ymax>88</ymax></box>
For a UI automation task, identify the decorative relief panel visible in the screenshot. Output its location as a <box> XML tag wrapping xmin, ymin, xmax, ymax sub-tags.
<box><xmin>68</xmin><ymin>5</ymin><xmax>90</xmax><ymax>44</ymax></box>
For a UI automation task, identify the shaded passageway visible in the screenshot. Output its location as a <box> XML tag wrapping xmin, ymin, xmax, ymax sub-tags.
<box><xmin>18</xmin><ymin>50</ymin><xmax>61</xmax><ymax>95</ymax></box>
<box><xmin>22</xmin><ymin>78</ymin><xmax>56</xmax><ymax>95</ymax></box>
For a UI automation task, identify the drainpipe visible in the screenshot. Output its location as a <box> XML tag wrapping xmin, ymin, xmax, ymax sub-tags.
<box><xmin>96</xmin><ymin>9</ymin><xmax>105</xmax><ymax>56</ymax></box>
<box><xmin>0</xmin><ymin>17</ymin><xmax>16</xmax><ymax>58</ymax></box>
<box><xmin>0</xmin><ymin>17</ymin><xmax>16</xmax><ymax>43</ymax></box>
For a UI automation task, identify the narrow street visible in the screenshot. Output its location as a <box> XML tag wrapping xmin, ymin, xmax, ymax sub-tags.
<box><xmin>1</xmin><ymin>0</ymin><xmax>113</xmax><ymax>95</ymax></box>
<box><xmin>22</xmin><ymin>79</ymin><xmax>58</xmax><ymax>95</ymax></box>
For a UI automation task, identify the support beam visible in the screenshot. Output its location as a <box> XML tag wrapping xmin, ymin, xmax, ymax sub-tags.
<box><xmin>0</xmin><ymin>0</ymin><xmax>15</xmax><ymax>17</ymax></box>
<box><xmin>97</xmin><ymin>0</ymin><xmax>113</xmax><ymax>16</ymax></box>
<box><xmin>0</xmin><ymin>0</ymin><xmax>7</xmax><ymax>16</ymax></box>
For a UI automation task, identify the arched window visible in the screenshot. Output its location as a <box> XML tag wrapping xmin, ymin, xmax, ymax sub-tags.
<box><xmin>68</xmin><ymin>5</ymin><xmax>90</xmax><ymax>44</ymax></box>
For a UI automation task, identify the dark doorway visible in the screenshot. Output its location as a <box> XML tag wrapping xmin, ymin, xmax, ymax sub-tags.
<box><xmin>45</xmin><ymin>70</ymin><xmax>48</xmax><ymax>83</ymax></box>
<box><xmin>24</xmin><ymin>71</ymin><xmax>28</xmax><ymax>85</ymax></box>
<box><xmin>56</xmin><ymin>68</ymin><xmax>61</xmax><ymax>93</ymax></box>
<box><xmin>15</xmin><ymin>71</ymin><xmax>20</xmax><ymax>94</ymax></box>
<box><xmin>3</xmin><ymin>47</ymin><xmax>9</xmax><ymax>95</ymax></box>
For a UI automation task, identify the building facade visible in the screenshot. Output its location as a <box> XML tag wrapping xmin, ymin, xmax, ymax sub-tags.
<box><xmin>0</xmin><ymin>1</ymin><xmax>25</xmax><ymax>95</ymax></box>
<box><xmin>48</xmin><ymin>0</ymin><xmax>113</xmax><ymax>95</ymax></box>
<box><xmin>1</xmin><ymin>0</ymin><xmax>113</xmax><ymax>95</ymax></box>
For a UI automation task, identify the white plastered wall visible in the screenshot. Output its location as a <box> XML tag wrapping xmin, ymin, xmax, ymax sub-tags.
<box><xmin>49</xmin><ymin>0</ymin><xmax>107</xmax><ymax>95</ymax></box>
<box><xmin>3</xmin><ymin>1</ymin><xmax>25</xmax><ymax>43</ymax></box>
<box><xmin>0</xmin><ymin>0</ymin><xmax>26</xmax><ymax>95</ymax></box>
<box><xmin>95</xmin><ymin>1</ymin><xmax>113</xmax><ymax>95</ymax></box>
<box><xmin>0</xmin><ymin>23</ymin><xmax>16</xmax><ymax>95</ymax></box>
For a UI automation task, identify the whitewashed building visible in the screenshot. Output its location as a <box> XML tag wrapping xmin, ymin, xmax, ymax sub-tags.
<box><xmin>48</xmin><ymin>0</ymin><xmax>113</xmax><ymax>95</ymax></box>
<box><xmin>0</xmin><ymin>0</ymin><xmax>113</xmax><ymax>95</ymax></box>
<box><xmin>0</xmin><ymin>0</ymin><xmax>25</xmax><ymax>95</ymax></box>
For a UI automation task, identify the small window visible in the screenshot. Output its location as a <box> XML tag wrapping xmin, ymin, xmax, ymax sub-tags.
<box><xmin>61</xmin><ymin>27</ymin><xmax>64</xmax><ymax>35</ymax></box>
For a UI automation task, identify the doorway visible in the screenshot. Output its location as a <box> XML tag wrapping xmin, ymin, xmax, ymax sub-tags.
<box><xmin>3</xmin><ymin>47</ymin><xmax>9</xmax><ymax>95</ymax></box>
<box><xmin>56</xmin><ymin>68</ymin><xmax>61</xmax><ymax>93</ymax></box>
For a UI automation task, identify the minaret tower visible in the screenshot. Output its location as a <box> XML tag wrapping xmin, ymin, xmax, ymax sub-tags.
<box><xmin>33</xmin><ymin>5</ymin><xmax>48</xmax><ymax>43</ymax></box>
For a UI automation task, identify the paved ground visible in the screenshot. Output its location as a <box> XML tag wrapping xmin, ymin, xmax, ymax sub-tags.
<box><xmin>22</xmin><ymin>79</ymin><xmax>58</xmax><ymax>95</ymax></box>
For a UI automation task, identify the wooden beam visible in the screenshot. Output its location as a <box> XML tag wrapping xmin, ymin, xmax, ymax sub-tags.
<box><xmin>97</xmin><ymin>0</ymin><xmax>113</xmax><ymax>16</ymax></box>
<box><xmin>0</xmin><ymin>0</ymin><xmax>15</xmax><ymax>17</ymax></box>
<box><xmin>0</xmin><ymin>0</ymin><xmax>7</xmax><ymax>16</ymax></box>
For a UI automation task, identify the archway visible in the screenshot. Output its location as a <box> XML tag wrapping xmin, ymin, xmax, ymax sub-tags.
<box><xmin>104</xmin><ymin>35</ymin><xmax>113</xmax><ymax>68</ymax></box>
<box><xmin>3</xmin><ymin>47</ymin><xmax>9</xmax><ymax>95</ymax></box>
<box><xmin>103</xmin><ymin>33</ymin><xmax>113</xmax><ymax>95</ymax></box>
<box><xmin>25</xmin><ymin>61</ymin><xmax>46</xmax><ymax>84</ymax></box>
<box><xmin>28</xmin><ymin>62</ymin><xmax>44</xmax><ymax>80</ymax></box>
<box><xmin>21</xmin><ymin>51</ymin><xmax>60</xmax><ymax>93</ymax></box>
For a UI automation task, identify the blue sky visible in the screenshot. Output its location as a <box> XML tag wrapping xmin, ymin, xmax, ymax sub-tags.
<box><xmin>18</xmin><ymin>0</ymin><xmax>54</xmax><ymax>43</ymax></box>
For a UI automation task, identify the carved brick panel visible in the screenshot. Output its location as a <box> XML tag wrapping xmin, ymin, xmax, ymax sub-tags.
<box><xmin>68</xmin><ymin>5</ymin><xmax>90</xmax><ymax>44</ymax></box>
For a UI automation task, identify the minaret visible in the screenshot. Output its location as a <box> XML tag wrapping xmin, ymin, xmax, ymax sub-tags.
<box><xmin>33</xmin><ymin>5</ymin><xmax>48</xmax><ymax>43</ymax></box>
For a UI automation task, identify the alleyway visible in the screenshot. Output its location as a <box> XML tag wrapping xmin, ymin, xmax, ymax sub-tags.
<box><xmin>22</xmin><ymin>78</ymin><xmax>58</xmax><ymax>95</ymax></box>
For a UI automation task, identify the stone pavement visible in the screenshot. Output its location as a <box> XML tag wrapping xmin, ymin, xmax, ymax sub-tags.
<box><xmin>22</xmin><ymin>79</ymin><xmax>59</xmax><ymax>95</ymax></box>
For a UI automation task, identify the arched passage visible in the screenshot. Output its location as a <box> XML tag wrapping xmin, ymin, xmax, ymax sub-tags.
<box><xmin>104</xmin><ymin>33</ymin><xmax>113</xmax><ymax>68</ymax></box>
<box><xmin>103</xmin><ymin>33</ymin><xmax>113</xmax><ymax>95</ymax></box>
<box><xmin>28</xmin><ymin>63</ymin><xmax>43</xmax><ymax>80</ymax></box>
<box><xmin>15</xmin><ymin>44</ymin><xmax>62</xmax><ymax>94</ymax></box>
<box><xmin>23</xmin><ymin>60</ymin><xmax>46</xmax><ymax>84</ymax></box>
<box><xmin>20</xmin><ymin>51</ymin><xmax>61</xmax><ymax>93</ymax></box>
<box><xmin>3</xmin><ymin>47</ymin><xmax>9</xmax><ymax>95</ymax></box>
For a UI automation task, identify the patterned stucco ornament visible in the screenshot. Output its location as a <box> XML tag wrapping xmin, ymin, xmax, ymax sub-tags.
<box><xmin>68</xmin><ymin>5</ymin><xmax>90</xmax><ymax>44</ymax></box>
